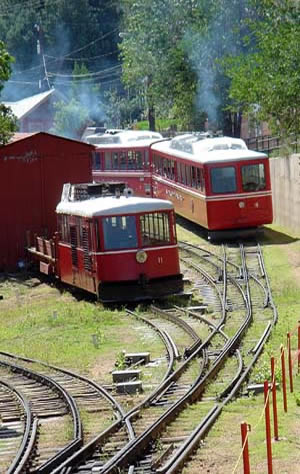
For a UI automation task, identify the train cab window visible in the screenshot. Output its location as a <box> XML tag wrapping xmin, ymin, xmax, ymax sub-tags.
<box><xmin>102</xmin><ymin>215</ymin><xmax>138</xmax><ymax>250</ymax></box>
<box><xmin>140</xmin><ymin>212</ymin><xmax>170</xmax><ymax>246</ymax></box>
<box><xmin>242</xmin><ymin>163</ymin><xmax>266</xmax><ymax>192</ymax></box>
<box><xmin>211</xmin><ymin>166</ymin><xmax>237</xmax><ymax>194</ymax></box>
<box><xmin>105</xmin><ymin>152</ymin><xmax>112</xmax><ymax>169</ymax></box>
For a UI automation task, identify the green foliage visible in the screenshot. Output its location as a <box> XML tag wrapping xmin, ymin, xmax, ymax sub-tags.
<box><xmin>51</xmin><ymin>98</ymin><xmax>89</xmax><ymax>139</ymax></box>
<box><xmin>0</xmin><ymin>103</ymin><xmax>17</xmax><ymax>145</ymax></box>
<box><xmin>114</xmin><ymin>350</ymin><xmax>127</xmax><ymax>370</ymax></box>
<box><xmin>224</xmin><ymin>0</ymin><xmax>300</xmax><ymax>138</ymax></box>
<box><xmin>0</xmin><ymin>40</ymin><xmax>16</xmax><ymax>144</ymax></box>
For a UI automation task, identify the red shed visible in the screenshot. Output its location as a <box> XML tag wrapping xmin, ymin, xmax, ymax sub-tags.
<box><xmin>0</xmin><ymin>132</ymin><xmax>94</xmax><ymax>271</ymax></box>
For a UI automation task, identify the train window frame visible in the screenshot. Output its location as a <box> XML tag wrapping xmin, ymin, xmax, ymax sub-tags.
<box><xmin>102</xmin><ymin>215</ymin><xmax>138</xmax><ymax>250</ymax></box>
<box><xmin>58</xmin><ymin>214</ymin><xmax>69</xmax><ymax>243</ymax></box>
<box><xmin>210</xmin><ymin>166</ymin><xmax>237</xmax><ymax>194</ymax></box>
<box><xmin>92</xmin><ymin>151</ymin><xmax>101</xmax><ymax>170</ymax></box>
<box><xmin>241</xmin><ymin>163</ymin><xmax>266</xmax><ymax>192</ymax></box>
<box><xmin>105</xmin><ymin>152</ymin><xmax>112</xmax><ymax>170</ymax></box>
<box><xmin>140</xmin><ymin>211</ymin><xmax>171</xmax><ymax>247</ymax></box>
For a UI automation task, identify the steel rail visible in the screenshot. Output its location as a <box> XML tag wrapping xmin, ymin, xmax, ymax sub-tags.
<box><xmin>0</xmin><ymin>378</ymin><xmax>37</xmax><ymax>474</ymax></box>
<box><xmin>0</xmin><ymin>349</ymin><xmax>134</xmax><ymax>474</ymax></box>
<box><xmin>157</xmin><ymin>244</ymin><xmax>277</xmax><ymax>473</ymax></box>
<box><xmin>0</xmin><ymin>358</ymin><xmax>82</xmax><ymax>474</ymax></box>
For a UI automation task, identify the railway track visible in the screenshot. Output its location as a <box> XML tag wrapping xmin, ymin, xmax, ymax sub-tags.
<box><xmin>0</xmin><ymin>241</ymin><xmax>277</xmax><ymax>473</ymax></box>
<box><xmin>0</xmin><ymin>353</ymin><xmax>132</xmax><ymax>473</ymax></box>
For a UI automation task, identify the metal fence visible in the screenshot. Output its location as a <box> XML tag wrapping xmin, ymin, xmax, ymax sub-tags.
<box><xmin>245</xmin><ymin>135</ymin><xmax>300</xmax><ymax>155</ymax></box>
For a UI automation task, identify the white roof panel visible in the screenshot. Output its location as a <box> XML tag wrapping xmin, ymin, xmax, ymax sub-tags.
<box><xmin>56</xmin><ymin>195</ymin><xmax>173</xmax><ymax>217</ymax></box>
<box><xmin>86</xmin><ymin>130</ymin><xmax>163</xmax><ymax>147</ymax></box>
<box><xmin>151</xmin><ymin>136</ymin><xmax>268</xmax><ymax>164</ymax></box>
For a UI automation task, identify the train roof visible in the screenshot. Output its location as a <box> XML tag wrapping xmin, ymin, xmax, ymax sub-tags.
<box><xmin>56</xmin><ymin>195</ymin><xmax>173</xmax><ymax>217</ymax></box>
<box><xmin>86</xmin><ymin>130</ymin><xmax>163</xmax><ymax>147</ymax></box>
<box><xmin>151</xmin><ymin>135</ymin><xmax>268</xmax><ymax>163</ymax></box>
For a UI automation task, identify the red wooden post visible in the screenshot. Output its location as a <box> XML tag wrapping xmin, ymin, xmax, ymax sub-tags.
<box><xmin>264</xmin><ymin>380</ymin><xmax>273</xmax><ymax>474</ymax></box>
<box><xmin>298</xmin><ymin>322</ymin><xmax>300</xmax><ymax>375</ymax></box>
<box><xmin>271</xmin><ymin>357</ymin><xmax>279</xmax><ymax>440</ymax></box>
<box><xmin>240</xmin><ymin>422</ymin><xmax>251</xmax><ymax>474</ymax></box>
<box><xmin>287</xmin><ymin>332</ymin><xmax>293</xmax><ymax>393</ymax></box>
<box><xmin>280</xmin><ymin>345</ymin><xmax>288</xmax><ymax>412</ymax></box>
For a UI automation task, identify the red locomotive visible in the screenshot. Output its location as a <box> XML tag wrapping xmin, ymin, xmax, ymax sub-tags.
<box><xmin>27</xmin><ymin>182</ymin><xmax>183</xmax><ymax>302</ymax></box>
<box><xmin>151</xmin><ymin>133</ymin><xmax>273</xmax><ymax>238</ymax></box>
<box><xmin>90</xmin><ymin>130</ymin><xmax>163</xmax><ymax>197</ymax></box>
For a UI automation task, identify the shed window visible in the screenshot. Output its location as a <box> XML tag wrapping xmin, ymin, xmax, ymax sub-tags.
<box><xmin>211</xmin><ymin>166</ymin><xmax>237</xmax><ymax>193</ymax></box>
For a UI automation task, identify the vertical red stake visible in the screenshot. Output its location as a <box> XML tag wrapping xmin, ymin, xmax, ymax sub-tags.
<box><xmin>264</xmin><ymin>380</ymin><xmax>273</xmax><ymax>474</ymax></box>
<box><xmin>287</xmin><ymin>332</ymin><xmax>294</xmax><ymax>393</ymax></box>
<box><xmin>271</xmin><ymin>357</ymin><xmax>279</xmax><ymax>440</ymax></box>
<box><xmin>298</xmin><ymin>322</ymin><xmax>300</xmax><ymax>375</ymax></box>
<box><xmin>241</xmin><ymin>422</ymin><xmax>251</xmax><ymax>474</ymax></box>
<box><xmin>280</xmin><ymin>345</ymin><xmax>288</xmax><ymax>412</ymax></box>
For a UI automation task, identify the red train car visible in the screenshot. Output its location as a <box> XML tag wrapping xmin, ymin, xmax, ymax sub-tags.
<box><xmin>89</xmin><ymin>130</ymin><xmax>163</xmax><ymax>197</ymax></box>
<box><xmin>150</xmin><ymin>133</ymin><xmax>273</xmax><ymax>238</ymax></box>
<box><xmin>28</xmin><ymin>182</ymin><xmax>183</xmax><ymax>302</ymax></box>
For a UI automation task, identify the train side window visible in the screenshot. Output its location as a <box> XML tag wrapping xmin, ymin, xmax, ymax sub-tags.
<box><xmin>196</xmin><ymin>168</ymin><xmax>205</xmax><ymax>191</ymax></box>
<box><xmin>102</xmin><ymin>215</ymin><xmax>138</xmax><ymax>250</ymax></box>
<box><xmin>119</xmin><ymin>151</ymin><xmax>127</xmax><ymax>170</ymax></box>
<box><xmin>112</xmin><ymin>152</ymin><xmax>119</xmax><ymax>169</ymax></box>
<box><xmin>211</xmin><ymin>166</ymin><xmax>237</xmax><ymax>193</ymax></box>
<box><xmin>70</xmin><ymin>225</ymin><xmax>78</xmax><ymax>267</ymax></box>
<box><xmin>105</xmin><ymin>152</ymin><xmax>112</xmax><ymax>170</ymax></box>
<box><xmin>92</xmin><ymin>152</ymin><xmax>101</xmax><ymax>170</ymax></box>
<box><xmin>128</xmin><ymin>151</ymin><xmax>135</xmax><ymax>169</ymax></box>
<box><xmin>242</xmin><ymin>163</ymin><xmax>266</xmax><ymax>192</ymax></box>
<box><xmin>136</xmin><ymin>151</ymin><xmax>143</xmax><ymax>169</ymax></box>
<box><xmin>144</xmin><ymin>150</ymin><xmax>149</xmax><ymax>168</ymax></box>
<box><xmin>186</xmin><ymin>165</ymin><xmax>191</xmax><ymax>186</ymax></box>
<box><xmin>140</xmin><ymin>212</ymin><xmax>170</xmax><ymax>246</ymax></box>
<box><xmin>59</xmin><ymin>215</ymin><xmax>70</xmax><ymax>242</ymax></box>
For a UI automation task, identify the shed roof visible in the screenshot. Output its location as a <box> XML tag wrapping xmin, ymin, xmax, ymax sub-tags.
<box><xmin>3</xmin><ymin>90</ymin><xmax>56</xmax><ymax>120</ymax></box>
<box><xmin>0</xmin><ymin>131</ymin><xmax>95</xmax><ymax>151</ymax></box>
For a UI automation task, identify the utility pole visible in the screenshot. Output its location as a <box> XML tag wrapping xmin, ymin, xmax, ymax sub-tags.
<box><xmin>34</xmin><ymin>24</ymin><xmax>51</xmax><ymax>91</ymax></box>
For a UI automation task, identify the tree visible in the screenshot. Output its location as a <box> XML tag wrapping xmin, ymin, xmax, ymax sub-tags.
<box><xmin>0</xmin><ymin>0</ymin><xmax>121</xmax><ymax>98</ymax></box>
<box><xmin>0</xmin><ymin>40</ymin><xmax>17</xmax><ymax>144</ymax></box>
<box><xmin>119</xmin><ymin>0</ymin><xmax>208</xmax><ymax>131</ymax></box>
<box><xmin>51</xmin><ymin>98</ymin><xmax>89</xmax><ymax>139</ymax></box>
<box><xmin>225</xmin><ymin>0</ymin><xmax>300</xmax><ymax>138</ymax></box>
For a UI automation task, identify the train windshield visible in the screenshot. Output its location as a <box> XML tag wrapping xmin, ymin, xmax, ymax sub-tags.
<box><xmin>103</xmin><ymin>215</ymin><xmax>138</xmax><ymax>250</ymax></box>
<box><xmin>140</xmin><ymin>212</ymin><xmax>171</xmax><ymax>246</ymax></box>
<box><xmin>210</xmin><ymin>166</ymin><xmax>237</xmax><ymax>193</ymax></box>
<box><xmin>241</xmin><ymin>163</ymin><xmax>266</xmax><ymax>192</ymax></box>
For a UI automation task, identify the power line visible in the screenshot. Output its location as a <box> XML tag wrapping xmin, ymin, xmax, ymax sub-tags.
<box><xmin>44</xmin><ymin>50</ymin><xmax>119</xmax><ymax>62</ymax></box>
<box><xmin>63</xmin><ymin>28</ymin><xmax>119</xmax><ymax>58</ymax></box>
<box><xmin>47</xmin><ymin>64</ymin><xmax>122</xmax><ymax>79</ymax></box>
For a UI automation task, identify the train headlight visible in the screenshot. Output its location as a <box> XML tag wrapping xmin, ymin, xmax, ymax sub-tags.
<box><xmin>136</xmin><ymin>250</ymin><xmax>148</xmax><ymax>263</ymax></box>
<box><xmin>255</xmin><ymin>202</ymin><xmax>259</xmax><ymax>208</ymax></box>
<box><xmin>239</xmin><ymin>201</ymin><xmax>245</xmax><ymax>208</ymax></box>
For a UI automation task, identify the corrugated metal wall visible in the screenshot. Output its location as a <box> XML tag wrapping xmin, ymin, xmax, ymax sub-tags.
<box><xmin>270</xmin><ymin>154</ymin><xmax>300</xmax><ymax>233</ymax></box>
